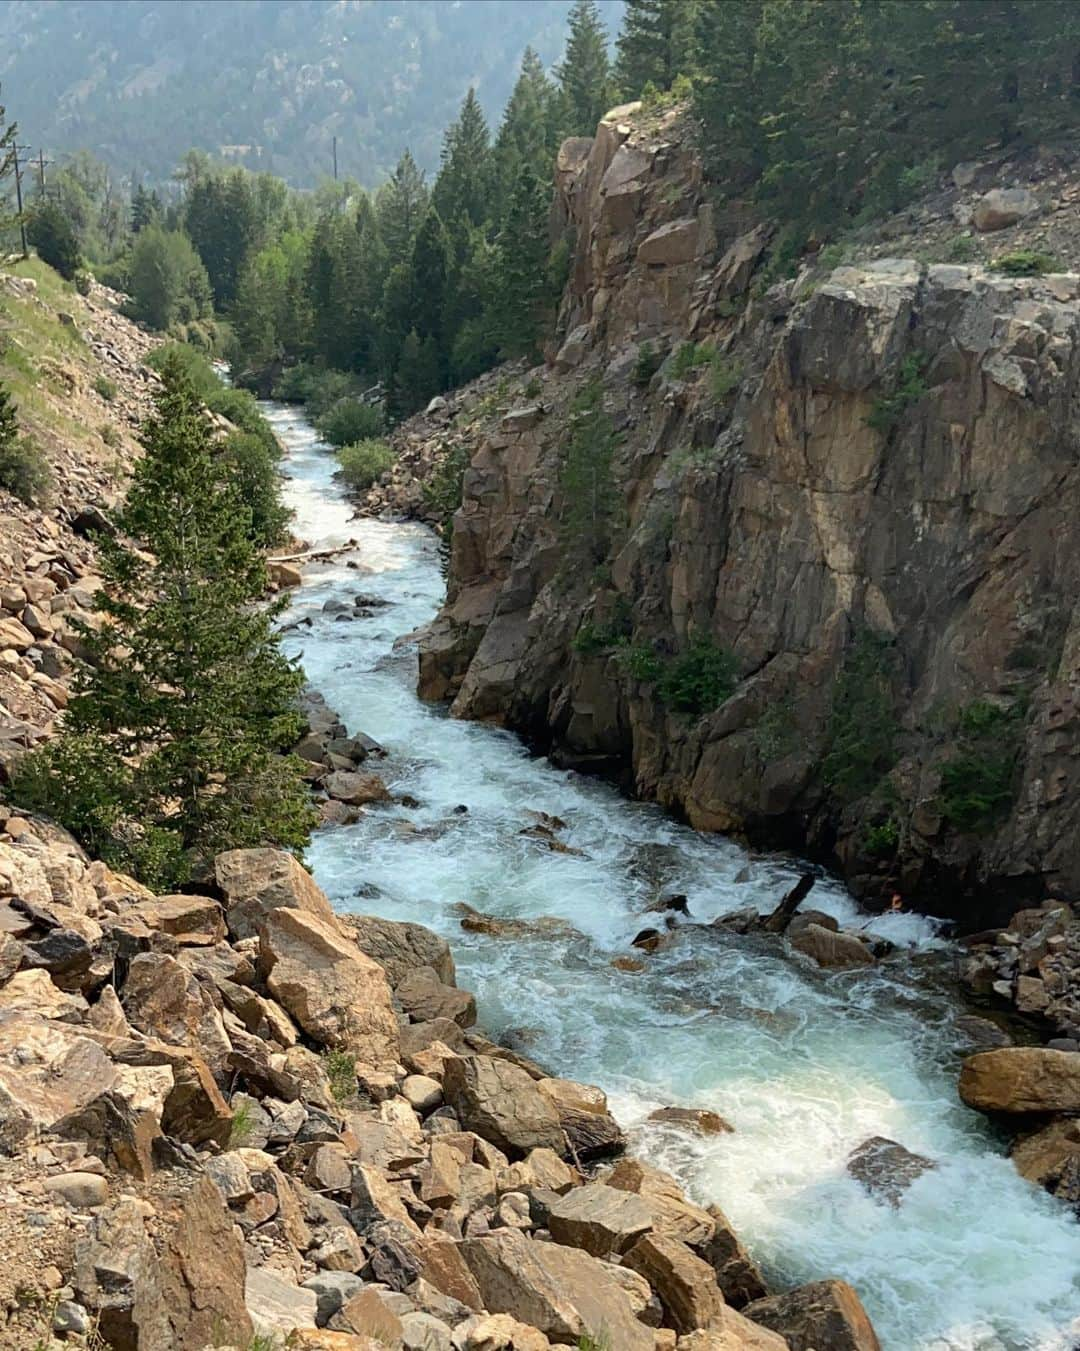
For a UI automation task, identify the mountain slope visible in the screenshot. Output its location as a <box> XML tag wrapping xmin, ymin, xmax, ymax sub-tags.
<box><xmin>0</xmin><ymin>0</ymin><xmax>623</xmax><ymax>187</ymax></box>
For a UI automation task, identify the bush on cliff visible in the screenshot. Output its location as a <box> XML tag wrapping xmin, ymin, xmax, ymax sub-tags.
<box><xmin>822</xmin><ymin>629</ymin><xmax>900</xmax><ymax>802</ymax></box>
<box><xmin>559</xmin><ymin>378</ymin><xmax>621</xmax><ymax>566</ymax></box>
<box><xmin>338</xmin><ymin>438</ymin><xmax>394</xmax><ymax>490</ymax></box>
<box><xmin>7</xmin><ymin>354</ymin><xmax>314</xmax><ymax>886</ymax></box>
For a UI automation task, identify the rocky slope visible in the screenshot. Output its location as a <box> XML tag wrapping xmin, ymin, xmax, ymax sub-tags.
<box><xmin>0</xmin><ymin>264</ymin><xmax>157</xmax><ymax>773</ymax></box>
<box><xmin>392</xmin><ymin>102</ymin><xmax>1080</xmax><ymax>932</ymax></box>
<box><xmin>0</xmin><ymin>816</ymin><xmax>898</xmax><ymax>1351</ymax></box>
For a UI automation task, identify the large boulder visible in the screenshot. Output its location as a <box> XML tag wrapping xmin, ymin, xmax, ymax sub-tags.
<box><xmin>0</xmin><ymin>1010</ymin><xmax>117</xmax><ymax>1148</ymax></box>
<box><xmin>128</xmin><ymin>894</ymin><xmax>226</xmax><ymax>943</ymax></box>
<box><xmin>259</xmin><ymin>907</ymin><xmax>399</xmax><ymax>1070</ymax></box>
<box><xmin>958</xmin><ymin>1047</ymin><xmax>1080</xmax><ymax>1113</ymax></box>
<box><xmin>789</xmin><ymin>925</ymin><xmax>874</xmax><ymax>969</ymax></box>
<box><xmin>397</xmin><ymin>966</ymin><xmax>477</xmax><ymax>1027</ymax></box>
<box><xmin>216</xmin><ymin>848</ymin><xmax>336</xmax><ymax>940</ymax></box>
<box><xmin>246</xmin><ymin>1265</ymin><xmax>319</xmax><ymax>1339</ymax></box>
<box><xmin>972</xmin><ymin>187</ymin><xmax>1040</xmax><ymax>232</ymax></box>
<box><xmin>535</xmin><ymin>1077</ymin><xmax>624</xmax><ymax>1160</ymax></box>
<box><xmin>743</xmin><ymin>1279</ymin><xmax>881</xmax><ymax>1351</ymax></box>
<box><xmin>342</xmin><ymin>914</ymin><xmax>456</xmax><ymax>986</ymax></box>
<box><xmin>443</xmin><ymin>1055</ymin><xmax>563</xmax><ymax>1158</ymax></box>
<box><xmin>624</xmin><ymin>1232</ymin><xmax>725</xmax><ymax>1334</ymax></box>
<box><xmin>677</xmin><ymin>1310</ymin><xmax>789</xmax><ymax>1350</ymax></box>
<box><xmin>458</xmin><ymin>1229</ymin><xmax>653</xmax><ymax>1350</ymax></box>
<box><xmin>1010</xmin><ymin>1117</ymin><xmax>1080</xmax><ymax>1207</ymax></box>
<box><xmin>74</xmin><ymin>1194</ymin><xmax>157</xmax><ymax>1349</ymax></box>
<box><xmin>120</xmin><ymin>952</ymin><xmax>232</xmax><ymax>1072</ymax></box>
<box><xmin>133</xmin><ymin>1177</ymin><xmax>253</xmax><ymax>1350</ymax></box>
<box><xmin>605</xmin><ymin>1158</ymin><xmax>715</xmax><ymax>1247</ymax></box>
<box><xmin>547</xmin><ymin>1180</ymin><xmax>653</xmax><ymax>1256</ymax></box>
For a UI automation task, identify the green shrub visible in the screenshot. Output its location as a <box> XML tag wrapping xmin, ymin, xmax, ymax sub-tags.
<box><xmin>670</xmin><ymin>341</ymin><xmax>713</xmax><ymax>379</ymax></box>
<box><xmin>73</xmin><ymin>269</ymin><xmax>93</xmax><ymax>297</ymax></box>
<box><xmin>221</xmin><ymin>431</ymin><xmax>290</xmax><ymax>546</ymax></box>
<box><xmin>633</xmin><ymin>340</ymin><xmax>663</xmax><ymax>388</ymax></box>
<box><xmin>422</xmin><ymin>439</ymin><xmax>471</xmax><ymax>543</ymax></box>
<box><xmin>0</xmin><ymin>386</ymin><xmax>50</xmax><ymax>506</ymax></box>
<box><xmin>708</xmin><ymin>356</ymin><xmax>742</xmax><ymax>403</ymax></box>
<box><xmin>657</xmin><ymin>640</ymin><xmax>738</xmax><ymax>714</ymax></box>
<box><xmin>316</xmin><ymin>397</ymin><xmax>385</xmax><ymax>448</ymax></box>
<box><xmin>943</xmin><ymin>235</ymin><xmax>978</xmax><ymax>263</ymax></box>
<box><xmin>337</xmin><ymin>439</ymin><xmax>394</xmax><ymax>490</ymax></box>
<box><xmin>572</xmin><ymin>601</ymin><xmax>633</xmax><ymax>656</ymax></box>
<box><xmin>753</xmin><ymin>699</ymin><xmax>799</xmax><ymax>761</ymax></box>
<box><xmin>822</xmin><ymin>629</ymin><xmax>900</xmax><ymax>801</ymax></box>
<box><xmin>990</xmin><ymin>250</ymin><xmax>1061</xmax><ymax>277</ymax></box>
<box><xmin>322</xmin><ymin>1049</ymin><xmax>357</xmax><ymax>1102</ymax></box>
<box><xmin>938</xmin><ymin>699</ymin><xmax>1022</xmax><ymax>832</ymax></box>
<box><xmin>93</xmin><ymin>373</ymin><xmax>117</xmax><ymax>402</ymax></box>
<box><xmin>618</xmin><ymin>642</ymin><xmax>664</xmax><ymax>682</ymax></box>
<box><xmin>863</xmin><ymin>818</ymin><xmax>900</xmax><ymax>856</ymax></box>
<box><xmin>866</xmin><ymin>351</ymin><xmax>929</xmax><ymax>434</ymax></box>
<box><xmin>100</xmin><ymin>423</ymin><xmax>121</xmax><ymax>448</ymax></box>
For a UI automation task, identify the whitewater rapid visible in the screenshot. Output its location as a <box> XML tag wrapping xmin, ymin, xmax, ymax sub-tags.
<box><xmin>269</xmin><ymin>402</ymin><xmax>1080</xmax><ymax>1351</ymax></box>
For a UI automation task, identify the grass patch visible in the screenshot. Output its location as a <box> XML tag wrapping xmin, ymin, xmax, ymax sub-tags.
<box><xmin>866</xmin><ymin>351</ymin><xmax>929</xmax><ymax>434</ymax></box>
<box><xmin>322</xmin><ymin>1048</ymin><xmax>357</xmax><ymax>1102</ymax></box>
<box><xmin>822</xmin><ymin>629</ymin><xmax>900</xmax><ymax>802</ymax></box>
<box><xmin>93</xmin><ymin>373</ymin><xmax>117</xmax><ymax>401</ymax></box>
<box><xmin>990</xmin><ymin>249</ymin><xmax>1061</xmax><ymax>277</ymax></box>
<box><xmin>228</xmin><ymin>1098</ymin><xmax>256</xmax><ymax>1148</ymax></box>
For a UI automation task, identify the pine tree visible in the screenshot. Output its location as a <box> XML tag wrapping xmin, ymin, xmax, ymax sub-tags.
<box><xmin>0</xmin><ymin>382</ymin><xmax>16</xmax><ymax>454</ymax></box>
<box><xmin>559</xmin><ymin>378</ymin><xmax>621</xmax><ymax>564</ymax></box>
<box><xmin>10</xmin><ymin>355</ymin><xmax>313</xmax><ymax>884</ymax></box>
<box><xmin>130</xmin><ymin>184</ymin><xmax>163</xmax><ymax>234</ymax></box>
<box><xmin>27</xmin><ymin>202</ymin><xmax>82</xmax><ymax>280</ymax></box>
<box><xmin>556</xmin><ymin>0</ymin><xmax>614</xmax><ymax>137</ymax></box>
<box><xmin>492</xmin><ymin>48</ymin><xmax>562</xmax><ymax>223</ymax></box>
<box><xmin>0</xmin><ymin>83</ymin><xmax>17</xmax><ymax>239</ymax></box>
<box><xmin>694</xmin><ymin>0</ymin><xmax>766</xmax><ymax>187</ymax></box>
<box><xmin>392</xmin><ymin>328</ymin><xmax>442</xmax><ymax>420</ymax></box>
<box><xmin>375</xmin><ymin>150</ymin><xmax>429</xmax><ymax>268</ymax></box>
<box><xmin>432</xmin><ymin>88</ymin><xmax>492</xmax><ymax>230</ymax></box>
<box><xmin>615</xmin><ymin>0</ymin><xmax>698</xmax><ymax>97</ymax></box>
<box><xmin>489</xmin><ymin>166</ymin><xmax>551</xmax><ymax>360</ymax></box>
<box><xmin>409</xmin><ymin>209</ymin><xmax>449</xmax><ymax>346</ymax></box>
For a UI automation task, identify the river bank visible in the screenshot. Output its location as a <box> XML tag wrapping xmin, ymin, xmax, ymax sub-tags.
<box><xmin>270</xmin><ymin>402</ymin><xmax>1080</xmax><ymax>1350</ymax></box>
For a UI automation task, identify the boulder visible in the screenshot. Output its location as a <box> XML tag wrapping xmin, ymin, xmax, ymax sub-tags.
<box><xmin>44</xmin><ymin>1170</ymin><xmax>109</xmax><ymax>1207</ymax></box>
<box><xmin>397</xmin><ymin>966</ymin><xmax>477</xmax><ymax>1027</ymax></box>
<box><xmin>846</xmin><ymin>1136</ymin><xmax>935</xmax><ymax>1206</ymax></box>
<box><xmin>443</xmin><ymin>1055</ymin><xmax>563</xmax><ymax>1158</ymax></box>
<box><xmin>323</xmin><ymin>770</ymin><xmax>392</xmax><ymax>805</ymax></box>
<box><xmin>335</xmin><ymin>1287</ymin><xmax>403</xmax><ymax>1340</ymax></box>
<box><xmin>459</xmin><ymin>1229</ymin><xmax>653</xmax><ymax>1350</ymax></box>
<box><xmin>0</xmin><ymin>1011</ymin><xmax>117</xmax><ymax>1148</ymax></box>
<box><xmin>135</xmin><ymin>1177</ymin><xmax>253</xmax><ymax>1350</ymax></box>
<box><xmin>452</xmin><ymin>1311</ymin><xmax>552</xmax><ymax>1349</ymax></box>
<box><xmin>535</xmin><ymin>1077</ymin><xmax>624</xmax><ymax>1160</ymax></box>
<box><xmin>789</xmin><ymin>925</ymin><xmax>874</xmax><ymax>969</ymax></box>
<box><xmin>498</xmin><ymin>1147</ymin><xmax>577</xmax><ymax>1197</ymax></box>
<box><xmin>624</xmin><ymin>1232</ymin><xmax>725</xmax><ymax>1334</ymax></box>
<box><xmin>972</xmin><ymin>187</ymin><xmax>1040</xmax><ymax>231</ymax></box>
<box><xmin>1010</xmin><ymin>1117</ymin><xmax>1080</xmax><ymax>1207</ymax></box>
<box><xmin>120</xmin><ymin>952</ymin><xmax>232</xmax><ymax>1071</ymax></box>
<box><xmin>415</xmin><ymin>1234</ymin><xmax>485</xmax><ymax>1310</ymax></box>
<box><xmin>216</xmin><ymin>847</ymin><xmax>336</xmax><ymax>940</ymax></box>
<box><xmin>958</xmin><ymin>1047</ymin><xmax>1080</xmax><ymax>1113</ymax></box>
<box><xmin>605</xmin><ymin>1158</ymin><xmax>715</xmax><ymax>1247</ymax></box>
<box><xmin>699</xmin><ymin>1207</ymin><xmax>767</xmax><ymax>1307</ymax></box>
<box><xmin>677</xmin><ymin>1309</ymin><xmax>788</xmax><ymax>1349</ymax></box>
<box><xmin>342</xmin><ymin>914</ymin><xmax>456</xmax><ymax>986</ymax></box>
<box><xmin>260</xmin><ymin>906</ymin><xmax>399</xmax><ymax>1070</ymax></box>
<box><xmin>0</xmin><ymin>967</ymin><xmax>87</xmax><ymax>1021</ymax></box>
<box><xmin>743</xmin><ymin>1279</ymin><xmax>881</xmax><ymax>1351</ymax></box>
<box><xmin>246</xmin><ymin>1266</ymin><xmax>319</xmax><ymax>1338</ymax></box>
<box><xmin>547</xmin><ymin>1180</ymin><xmax>654</xmax><ymax>1256</ymax></box>
<box><xmin>638</xmin><ymin>218</ymin><xmax>701</xmax><ymax>267</ymax></box>
<box><xmin>648</xmin><ymin>1107</ymin><xmax>733</xmax><ymax>1136</ymax></box>
<box><xmin>130</xmin><ymin>894</ymin><xmax>225</xmax><ymax>942</ymax></box>
<box><xmin>404</xmin><ymin>1073</ymin><xmax>444</xmax><ymax>1113</ymax></box>
<box><xmin>303</xmin><ymin>1272</ymin><xmax>367</xmax><ymax>1325</ymax></box>
<box><xmin>74</xmin><ymin>1194</ymin><xmax>156</xmax><ymax>1348</ymax></box>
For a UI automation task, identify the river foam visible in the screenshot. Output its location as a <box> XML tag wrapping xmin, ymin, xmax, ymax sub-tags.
<box><xmin>269</xmin><ymin>402</ymin><xmax>1080</xmax><ymax>1351</ymax></box>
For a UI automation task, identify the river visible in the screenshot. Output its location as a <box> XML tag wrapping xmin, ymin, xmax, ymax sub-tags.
<box><xmin>267</xmin><ymin>401</ymin><xmax>1080</xmax><ymax>1351</ymax></box>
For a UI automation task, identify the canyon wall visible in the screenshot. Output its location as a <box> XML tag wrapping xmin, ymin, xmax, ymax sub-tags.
<box><xmin>415</xmin><ymin>103</ymin><xmax>1080</xmax><ymax>927</ymax></box>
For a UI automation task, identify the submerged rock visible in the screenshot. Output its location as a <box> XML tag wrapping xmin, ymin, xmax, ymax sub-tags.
<box><xmin>846</xmin><ymin>1136</ymin><xmax>935</xmax><ymax>1206</ymax></box>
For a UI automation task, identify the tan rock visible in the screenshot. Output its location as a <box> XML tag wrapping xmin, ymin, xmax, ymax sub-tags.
<box><xmin>0</xmin><ymin>615</ymin><xmax>35</xmax><ymax>651</ymax></box>
<box><xmin>443</xmin><ymin>1055</ymin><xmax>564</xmax><ymax>1158</ymax></box>
<box><xmin>323</xmin><ymin>770</ymin><xmax>391</xmax><ymax>805</ymax></box>
<box><xmin>535</xmin><ymin>1076</ymin><xmax>624</xmax><ymax>1159</ymax></box>
<box><xmin>624</xmin><ymin>1232</ymin><xmax>725</xmax><ymax>1333</ymax></box>
<box><xmin>498</xmin><ymin>1147</ymin><xmax>577</xmax><ymax>1196</ymax></box>
<box><xmin>343</xmin><ymin>913</ymin><xmax>457</xmax><ymax>986</ymax></box>
<box><xmin>337</xmin><ymin>1288</ymin><xmax>404</xmax><ymax>1343</ymax></box>
<box><xmin>972</xmin><ymin>187</ymin><xmax>1040</xmax><ymax>231</ymax></box>
<box><xmin>260</xmin><ymin>906</ymin><xmax>399</xmax><ymax>1070</ymax></box>
<box><xmin>0</xmin><ymin>1010</ymin><xmax>117</xmax><ymax>1147</ymax></box>
<box><xmin>677</xmin><ymin>1308</ymin><xmax>789</xmax><ymax>1350</ymax></box>
<box><xmin>0</xmin><ymin>967</ymin><xmax>87</xmax><ymax>1020</ymax></box>
<box><xmin>605</xmin><ymin>1158</ymin><xmax>715</xmax><ymax>1247</ymax></box>
<box><xmin>958</xmin><ymin>1047</ymin><xmax>1080</xmax><ymax>1113</ymax></box>
<box><xmin>351</xmin><ymin>1162</ymin><xmax>422</xmax><ymax>1234</ymax></box>
<box><xmin>397</xmin><ymin>966</ymin><xmax>477</xmax><ymax>1026</ymax></box>
<box><xmin>789</xmin><ymin>924</ymin><xmax>874</xmax><ymax>969</ymax></box>
<box><xmin>130</xmin><ymin>893</ymin><xmax>225</xmax><ymax>942</ymax></box>
<box><xmin>120</xmin><ymin>952</ymin><xmax>232</xmax><ymax>1072</ymax></box>
<box><xmin>1010</xmin><ymin>1117</ymin><xmax>1080</xmax><ymax>1204</ymax></box>
<box><xmin>216</xmin><ymin>847</ymin><xmax>336</xmax><ymax>940</ymax></box>
<box><xmin>452</xmin><ymin>1311</ymin><xmax>552</xmax><ymax>1349</ymax></box>
<box><xmin>415</xmin><ymin>1234</ymin><xmax>484</xmax><ymax>1311</ymax></box>
<box><xmin>744</xmin><ymin>1279</ymin><xmax>881</xmax><ymax>1351</ymax></box>
<box><xmin>700</xmin><ymin>1207</ymin><xmax>767</xmax><ymax>1307</ymax></box>
<box><xmin>547</xmin><ymin>1180</ymin><xmax>654</xmax><ymax>1256</ymax></box>
<box><xmin>637</xmin><ymin>218</ymin><xmax>701</xmax><ymax>266</ymax></box>
<box><xmin>246</xmin><ymin>1265</ymin><xmax>319</xmax><ymax>1338</ymax></box>
<box><xmin>649</xmin><ymin>1106</ymin><xmax>734</xmax><ymax>1136</ymax></box>
<box><xmin>459</xmin><ymin>1229</ymin><xmax>653</xmax><ymax>1350</ymax></box>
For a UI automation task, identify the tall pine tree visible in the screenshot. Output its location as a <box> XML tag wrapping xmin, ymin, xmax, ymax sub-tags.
<box><xmin>556</xmin><ymin>0</ymin><xmax>614</xmax><ymax>137</ymax></box>
<box><xmin>489</xmin><ymin>166</ymin><xmax>551</xmax><ymax>360</ymax></box>
<box><xmin>375</xmin><ymin>150</ymin><xmax>430</xmax><ymax>268</ymax></box>
<box><xmin>0</xmin><ymin>83</ymin><xmax>18</xmax><ymax>239</ymax></box>
<box><xmin>11</xmin><ymin>355</ymin><xmax>313</xmax><ymax>884</ymax></box>
<box><xmin>615</xmin><ymin>0</ymin><xmax>698</xmax><ymax>97</ymax></box>
<box><xmin>432</xmin><ymin>88</ymin><xmax>492</xmax><ymax>230</ymax></box>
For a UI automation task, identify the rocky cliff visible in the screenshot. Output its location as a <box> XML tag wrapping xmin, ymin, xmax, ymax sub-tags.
<box><xmin>411</xmin><ymin>103</ymin><xmax>1080</xmax><ymax>928</ymax></box>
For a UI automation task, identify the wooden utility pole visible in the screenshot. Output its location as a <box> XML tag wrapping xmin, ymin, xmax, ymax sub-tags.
<box><xmin>37</xmin><ymin>148</ymin><xmax>51</xmax><ymax>196</ymax></box>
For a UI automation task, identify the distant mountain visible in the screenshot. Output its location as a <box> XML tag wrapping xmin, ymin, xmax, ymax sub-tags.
<box><xmin>0</xmin><ymin>0</ymin><xmax>624</xmax><ymax>188</ymax></box>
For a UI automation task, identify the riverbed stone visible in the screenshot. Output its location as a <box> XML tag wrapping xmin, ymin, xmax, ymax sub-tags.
<box><xmin>743</xmin><ymin>1279</ymin><xmax>881</xmax><ymax>1351</ymax></box>
<box><xmin>342</xmin><ymin>914</ymin><xmax>457</xmax><ymax>986</ymax></box>
<box><xmin>458</xmin><ymin>1229</ymin><xmax>653</xmax><ymax>1350</ymax></box>
<box><xmin>535</xmin><ymin>1077</ymin><xmax>624</xmax><ymax>1160</ymax></box>
<box><xmin>547</xmin><ymin>1180</ymin><xmax>653</xmax><ymax>1256</ymax></box>
<box><xmin>443</xmin><ymin>1055</ymin><xmax>563</xmax><ymax>1158</ymax></box>
<box><xmin>958</xmin><ymin>1047</ymin><xmax>1080</xmax><ymax>1113</ymax></box>
<box><xmin>1010</xmin><ymin>1117</ymin><xmax>1080</xmax><ymax>1206</ymax></box>
<box><xmin>789</xmin><ymin>924</ymin><xmax>875</xmax><ymax>969</ymax></box>
<box><xmin>397</xmin><ymin>966</ymin><xmax>477</xmax><ymax>1027</ymax></box>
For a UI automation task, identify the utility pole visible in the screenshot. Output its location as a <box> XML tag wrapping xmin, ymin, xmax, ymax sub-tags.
<box><xmin>37</xmin><ymin>148</ymin><xmax>51</xmax><ymax>196</ymax></box>
<box><xmin>332</xmin><ymin>135</ymin><xmax>338</xmax><ymax>182</ymax></box>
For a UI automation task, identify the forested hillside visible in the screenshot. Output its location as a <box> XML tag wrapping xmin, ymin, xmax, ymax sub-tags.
<box><xmin>0</xmin><ymin>0</ymin><xmax>623</xmax><ymax>186</ymax></box>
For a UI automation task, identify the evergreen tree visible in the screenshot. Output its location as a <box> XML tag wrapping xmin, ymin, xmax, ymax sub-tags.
<box><xmin>615</xmin><ymin>0</ymin><xmax>698</xmax><ymax>97</ymax></box>
<box><xmin>489</xmin><ymin>166</ymin><xmax>551</xmax><ymax>360</ymax></box>
<box><xmin>694</xmin><ymin>0</ymin><xmax>766</xmax><ymax>187</ymax></box>
<box><xmin>10</xmin><ymin>356</ymin><xmax>313</xmax><ymax>884</ymax></box>
<box><xmin>492</xmin><ymin>48</ymin><xmax>562</xmax><ymax>222</ymax></box>
<box><xmin>0</xmin><ymin>83</ymin><xmax>17</xmax><ymax>239</ymax></box>
<box><xmin>392</xmin><ymin>328</ymin><xmax>442</xmax><ymax>420</ymax></box>
<box><xmin>559</xmin><ymin>378</ymin><xmax>621</xmax><ymax>565</ymax></box>
<box><xmin>375</xmin><ymin>150</ymin><xmax>429</xmax><ymax>268</ymax></box>
<box><xmin>556</xmin><ymin>0</ymin><xmax>614</xmax><ymax>137</ymax></box>
<box><xmin>409</xmin><ymin>209</ymin><xmax>449</xmax><ymax>345</ymax></box>
<box><xmin>27</xmin><ymin>201</ymin><xmax>82</xmax><ymax>279</ymax></box>
<box><xmin>0</xmin><ymin>381</ymin><xmax>16</xmax><ymax>453</ymax></box>
<box><xmin>184</xmin><ymin>169</ymin><xmax>266</xmax><ymax>306</ymax></box>
<box><xmin>432</xmin><ymin>88</ymin><xmax>492</xmax><ymax>230</ymax></box>
<box><xmin>130</xmin><ymin>184</ymin><xmax>163</xmax><ymax>234</ymax></box>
